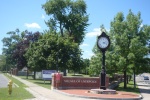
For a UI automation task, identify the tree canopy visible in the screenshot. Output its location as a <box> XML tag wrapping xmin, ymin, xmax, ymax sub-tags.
<box><xmin>2</xmin><ymin>0</ymin><xmax>89</xmax><ymax>76</ymax></box>
<box><xmin>42</xmin><ymin>0</ymin><xmax>89</xmax><ymax>44</ymax></box>
<box><xmin>90</xmin><ymin>10</ymin><xmax>150</xmax><ymax>88</ymax></box>
<box><xmin>2</xmin><ymin>29</ymin><xmax>41</xmax><ymax>70</ymax></box>
<box><xmin>25</xmin><ymin>31</ymin><xmax>82</xmax><ymax>73</ymax></box>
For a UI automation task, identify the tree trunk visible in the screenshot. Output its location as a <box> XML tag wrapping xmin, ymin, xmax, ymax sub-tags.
<box><xmin>124</xmin><ymin>70</ymin><xmax>127</xmax><ymax>89</ymax></box>
<box><xmin>133</xmin><ymin>67</ymin><xmax>136</xmax><ymax>88</ymax></box>
<box><xmin>126</xmin><ymin>75</ymin><xmax>128</xmax><ymax>84</ymax></box>
<box><xmin>26</xmin><ymin>67</ymin><xmax>28</xmax><ymax>79</ymax></box>
<box><xmin>60</xmin><ymin>22</ymin><xmax>64</xmax><ymax>37</ymax></box>
<box><xmin>33</xmin><ymin>71</ymin><xmax>36</xmax><ymax>80</ymax></box>
<box><xmin>63</xmin><ymin>69</ymin><xmax>66</xmax><ymax>76</ymax></box>
<box><xmin>129</xmin><ymin>75</ymin><xmax>131</xmax><ymax>81</ymax></box>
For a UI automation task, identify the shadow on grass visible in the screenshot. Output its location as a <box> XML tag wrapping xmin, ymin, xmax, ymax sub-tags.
<box><xmin>21</xmin><ymin>77</ymin><xmax>43</xmax><ymax>81</ymax></box>
<box><xmin>116</xmin><ymin>86</ymin><xmax>139</xmax><ymax>94</ymax></box>
<box><xmin>128</xmin><ymin>83</ymin><xmax>134</xmax><ymax>85</ymax></box>
<box><xmin>71</xmin><ymin>75</ymin><xmax>83</xmax><ymax>77</ymax></box>
<box><xmin>33</xmin><ymin>81</ymin><xmax>51</xmax><ymax>85</ymax></box>
<box><xmin>20</xmin><ymin>77</ymin><xmax>51</xmax><ymax>85</ymax></box>
<box><xmin>139</xmin><ymin>88</ymin><xmax>150</xmax><ymax>94</ymax></box>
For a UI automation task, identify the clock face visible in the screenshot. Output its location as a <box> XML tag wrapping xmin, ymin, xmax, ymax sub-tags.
<box><xmin>98</xmin><ymin>37</ymin><xmax>109</xmax><ymax>49</ymax></box>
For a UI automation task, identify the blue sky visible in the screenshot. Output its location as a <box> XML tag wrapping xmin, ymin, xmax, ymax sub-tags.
<box><xmin>0</xmin><ymin>0</ymin><xmax>150</xmax><ymax>59</ymax></box>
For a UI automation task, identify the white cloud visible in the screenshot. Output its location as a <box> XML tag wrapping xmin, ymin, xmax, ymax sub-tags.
<box><xmin>87</xmin><ymin>53</ymin><xmax>95</xmax><ymax>59</ymax></box>
<box><xmin>89</xmin><ymin>53</ymin><xmax>94</xmax><ymax>57</ymax></box>
<box><xmin>106</xmin><ymin>28</ymin><xmax>110</xmax><ymax>32</ymax></box>
<box><xmin>85</xmin><ymin>50</ymin><xmax>90</xmax><ymax>53</ymax></box>
<box><xmin>82</xmin><ymin>50</ymin><xmax>94</xmax><ymax>59</ymax></box>
<box><xmin>86</xmin><ymin>28</ymin><xmax>110</xmax><ymax>38</ymax></box>
<box><xmin>41</xmin><ymin>14</ymin><xmax>45</xmax><ymax>19</ymax></box>
<box><xmin>80</xmin><ymin>43</ymin><xmax>89</xmax><ymax>47</ymax></box>
<box><xmin>86</xmin><ymin>28</ymin><xmax>101</xmax><ymax>37</ymax></box>
<box><xmin>24</xmin><ymin>23</ymin><xmax>41</xmax><ymax>29</ymax></box>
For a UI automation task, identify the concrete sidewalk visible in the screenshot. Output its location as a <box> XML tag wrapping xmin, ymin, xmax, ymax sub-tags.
<box><xmin>12</xmin><ymin>75</ymin><xmax>96</xmax><ymax>100</ymax></box>
<box><xmin>0</xmin><ymin>73</ymin><xmax>9</xmax><ymax>88</ymax></box>
<box><xmin>136</xmin><ymin>74</ymin><xmax>150</xmax><ymax>100</ymax></box>
<box><xmin>137</xmin><ymin>82</ymin><xmax>150</xmax><ymax>100</ymax></box>
<box><xmin>11</xmin><ymin>75</ymin><xmax>142</xmax><ymax>100</ymax></box>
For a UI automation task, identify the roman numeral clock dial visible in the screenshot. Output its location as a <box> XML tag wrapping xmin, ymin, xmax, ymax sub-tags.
<box><xmin>97</xmin><ymin>32</ymin><xmax>110</xmax><ymax>52</ymax></box>
<box><xmin>98</xmin><ymin>37</ymin><xmax>109</xmax><ymax>48</ymax></box>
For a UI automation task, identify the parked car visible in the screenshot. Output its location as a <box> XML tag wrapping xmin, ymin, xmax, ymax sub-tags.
<box><xmin>143</xmin><ymin>76</ymin><xmax>149</xmax><ymax>80</ymax></box>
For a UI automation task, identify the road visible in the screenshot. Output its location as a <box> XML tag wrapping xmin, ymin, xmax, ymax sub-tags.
<box><xmin>1</xmin><ymin>72</ymin><xmax>149</xmax><ymax>100</ymax></box>
<box><xmin>0</xmin><ymin>73</ymin><xmax>9</xmax><ymax>88</ymax></box>
<box><xmin>136</xmin><ymin>73</ymin><xmax>150</xmax><ymax>100</ymax></box>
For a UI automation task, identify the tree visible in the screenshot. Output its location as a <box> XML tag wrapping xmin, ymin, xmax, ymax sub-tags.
<box><xmin>110</xmin><ymin>10</ymin><xmax>150</xmax><ymax>88</ymax></box>
<box><xmin>13</xmin><ymin>31</ymin><xmax>40</xmax><ymax>70</ymax></box>
<box><xmin>2</xmin><ymin>29</ymin><xmax>21</xmax><ymax>70</ymax></box>
<box><xmin>89</xmin><ymin>43</ymin><xmax>102</xmax><ymax>76</ymax></box>
<box><xmin>0</xmin><ymin>55</ymin><xmax>6</xmax><ymax>71</ymax></box>
<box><xmin>2</xmin><ymin>29</ymin><xmax>41</xmax><ymax>71</ymax></box>
<box><xmin>90</xmin><ymin>10</ymin><xmax>150</xmax><ymax>89</ymax></box>
<box><xmin>41</xmin><ymin>0</ymin><xmax>89</xmax><ymax>75</ymax></box>
<box><xmin>42</xmin><ymin>0</ymin><xmax>89</xmax><ymax>44</ymax></box>
<box><xmin>82</xmin><ymin>58</ymin><xmax>90</xmax><ymax>74</ymax></box>
<box><xmin>25</xmin><ymin>31</ymin><xmax>82</xmax><ymax>76</ymax></box>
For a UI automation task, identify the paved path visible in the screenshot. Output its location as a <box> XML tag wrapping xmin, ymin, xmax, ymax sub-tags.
<box><xmin>12</xmin><ymin>74</ymin><xmax>141</xmax><ymax>100</ymax></box>
<box><xmin>136</xmin><ymin>73</ymin><xmax>150</xmax><ymax>100</ymax></box>
<box><xmin>0</xmin><ymin>73</ymin><xmax>9</xmax><ymax>88</ymax></box>
<box><xmin>12</xmin><ymin>75</ymin><xmax>97</xmax><ymax>100</ymax></box>
<box><xmin>5</xmin><ymin>74</ymin><xmax>146</xmax><ymax>100</ymax></box>
<box><xmin>137</xmin><ymin>83</ymin><xmax>150</xmax><ymax>100</ymax></box>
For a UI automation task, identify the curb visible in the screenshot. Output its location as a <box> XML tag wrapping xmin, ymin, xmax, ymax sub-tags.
<box><xmin>53</xmin><ymin>89</ymin><xmax>141</xmax><ymax>100</ymax></box>
<box><xmin>139</xmin><ymin>94</ymin><xmax>143</xmax><ymax>99</ymax></box>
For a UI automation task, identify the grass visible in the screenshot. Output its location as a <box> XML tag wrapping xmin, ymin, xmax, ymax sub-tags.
<box><xmin>0</xmin><ymin>73</ymin><xmax>34</xmax><ymax>100</ymax></box>
<box><xmin>1</xmin><ymin>72</ymin><xmax>140</xmax><ymax>100</ymax></box>
<box><xmin>18</xmin><ymin>76</ymin><xmax>51</xmax><ymax>89</ymax></box>
<box><xmin>116</xmin><ymin>80</ymin><xmax>140</xmax><ymax>94</ymax></box>
<box><xmin>67</xmin><ymin>73</ymin><xmax>90</xmax><ymax>77</ymax></box>
<box><xmin>22</xmin><ymin>73</ymin><xmax>140</xmax><ymax>94</ymax></box>
<box><xmin>18</xmin><ymin>73</ymin><xmax>90</xmax><ymax>89</ymax></box>
<box><xmin>21</xmin><ymin>74</ymin><xmax>140</xmax><ymax>94</ymax></box>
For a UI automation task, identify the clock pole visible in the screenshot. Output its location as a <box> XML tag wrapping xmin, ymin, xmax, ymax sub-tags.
<box><xmin>97</xmin><ymin>32</ymin><xmax>110</xmax><ymax>90</ymax></box>
<box><xmin>100</xmin><ymin>50</ymin><xmax>106</xmax><ymax>90</ymax></box>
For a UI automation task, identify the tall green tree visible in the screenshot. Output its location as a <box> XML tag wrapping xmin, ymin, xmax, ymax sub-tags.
<box><xmin>2</xmin><ymin>29</ymin><xmax>21</xmax><ymax>70</ymax></box>
<box><xmin>82</xmin><ymin>58</ymin><xmax>90</xmax><ymax>74</ymax></box>
<box><xmin>2</xmin><ymin>29</ymin><xmax>41</xmax><ymax>70</ymax></box>
<box><xmin>13</xmin><ymin>31</ymin><xmax>40</xmax><ymax>70</ymax></box>
<box><xmin>0</xmin><ymin>55</ymin><xmax>6</xmax><ymax>71</ymax></box>
<box><xmin>41</xmin><ymin>0</ymin><xmax>89</xmax><ymax>75</ymax></box>
<box><xmin>90</xmin><ymin>10</ymin><xmax>150</xmax><ymax>89</ymax></box>
<box><xmin>42</xmin><ymin>0</ymin><xmax>89</xmax><ymax>44</ymax></box>
<box><xmin>25</xmin><ymin>31</ymin><xmax>82</xmax><ymax>76</ymax></box>
<box><xmin>110</xmin><ymin>10</ymin><xmax>150</xmax><ymax>88</ymax></box>
<box><xmin>89</xmin><ymin>43</ymin><xmax>102</xmax><ymax>76</ymax></box>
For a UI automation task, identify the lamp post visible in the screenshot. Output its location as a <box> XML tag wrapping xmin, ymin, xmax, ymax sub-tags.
<box><xmin>97</xmin><ymin>32</ymin><xmax>110</xmax><ymax>90</ymax></box>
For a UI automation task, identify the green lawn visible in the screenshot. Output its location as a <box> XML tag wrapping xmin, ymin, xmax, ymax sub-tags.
<box><xmin>0</xmin><ymin>73</ymin><xmax>34</xmax><ymax>100</ymax></box>
<box><xmin>22</xmin><ymin>73</ymin><xmax>139</xmax><ymax>94</ymax></box>
<box><xmin>18</xmin><ymin>76</ymin><xmax>51</xmax><ymax>89</ymax></box>
<box><xmin>67</xmin><ymin>73</ymin><xmax>90</xmax><ymax>77</ymax></box>
<box><xmin>116</xmin><ymin>80</ymin><xmax>140</xmax><ymax>94</ymax></box>
<box><xmin>1</xmin><ymin>72</ymin><xmax>140</xmax><ymax>100</ymax></box>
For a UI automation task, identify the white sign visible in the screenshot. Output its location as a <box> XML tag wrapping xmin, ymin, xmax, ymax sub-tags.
<box><xmin>42</xmin><ymin>70</ymin><xmax>56</xmax><ymax>80</ymax></box>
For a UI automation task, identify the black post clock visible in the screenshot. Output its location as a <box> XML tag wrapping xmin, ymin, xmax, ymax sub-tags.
<box><xmin>97</xmin><ymin>32</ymin><xmax>110</xmax><ymax>90</ymax></box>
